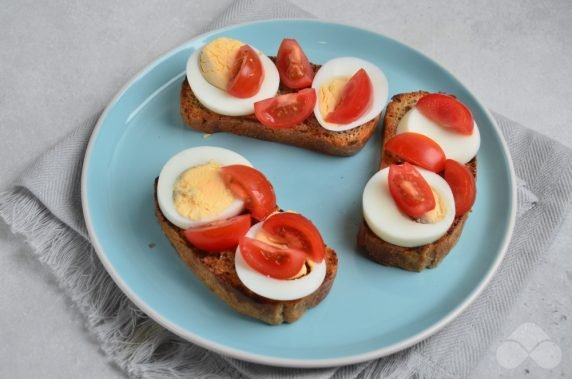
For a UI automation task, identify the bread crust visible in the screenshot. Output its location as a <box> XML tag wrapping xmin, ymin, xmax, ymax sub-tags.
<box><xmin>154</xmin><ymin>180</ymin><xmax>338</xmax><ymax>324</ymax></box>
<box><xmin>179</xmin><ymin>62</ymin><xmax>380</xmax><ymax>156</ymax></box>
<box><xmin>357</xmin><ymin>91</ymin><xmax>477</xmax><ymax>272</ymax></box>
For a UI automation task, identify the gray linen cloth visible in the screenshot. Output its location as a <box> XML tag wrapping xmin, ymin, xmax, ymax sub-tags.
<box><xmin>1</xmin><ymin>1</ymin><xmax>572</xmax><ymax>378</ymax></box>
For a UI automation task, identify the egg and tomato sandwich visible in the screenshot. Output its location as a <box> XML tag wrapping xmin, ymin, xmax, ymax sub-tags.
<box><xmin>358</xmin><ymin>91</ymin><xmax>479</xmax><ymax>271</ymax></box>
<box><xmin>180</xmin><ymin>37</ymin><xmax>389</xmax><ymax>156</ymax></box>
<box><xmin>154</xmin><ymin>146</ymin><xmax>338</xmax><ymax>324</ymax></box>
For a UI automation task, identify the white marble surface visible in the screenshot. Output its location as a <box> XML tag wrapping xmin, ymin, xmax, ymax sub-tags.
<box><xmin>1</xmin><ymin>0</ymin><xmax>570</xmax><ymax>378</ymax></box>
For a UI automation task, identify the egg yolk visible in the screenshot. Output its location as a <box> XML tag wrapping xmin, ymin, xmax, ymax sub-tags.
<box><xmin>319</xmin><ymin>76</ymin><xmax>349</xmax><ymax>120</ymax></box>
<box><xmin>418</xmin><ymin>188</ymin><xmax>447</xmax><ymax>224</ymax></box>
<box><xmin>199</xmin><ymin>37</ymin><xmax>245</xmax><ymax>90</ymax></box>
<box><xmin>173</xmin><ymin>161</ymin><xmax>236</xmax><ymax>220</ymax></box>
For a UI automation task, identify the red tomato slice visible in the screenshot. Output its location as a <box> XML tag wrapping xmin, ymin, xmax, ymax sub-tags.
<box><xmin>239</xmin><ymin>237</ymin><xmax>306</xmax><ymax>279</ymax></box>
<box><xmin>385</xmin><ymin>132</ymin><xmax>446</xmax><ymax>173</ymax></box>
<box><xmin>388</xmin><ymin>163</ymin><xmax>436</xmax><ymax>218</ymax></box>
<box><xmin>182</xmin><ymin>214</ymin><xmax>251</xmax><ymax>253</ymax></box>
<box><xmin>254</xmin><ymin>88</ymin><xmax>316</xmax><ymax>129</ymax></box>
<box><xmin>261</xmin><ymin>212</ymin><xmax>325</xmax><ymax>263</ymax></box>
<box><xmin>416</xmin><ymin>93</ymin><xmax>474</xmax><ymax>135</ymax></box>
<box><xmin>325</xmin><ymin>68</ymin><xmax>373</xmax><ymax>124</ymax></box>
<box><xmin>276</xmin><ymin>38</ymin><xmax>314</xmax><ymax>89</ymax></box>
<box><xmin>220</xmin><ymin>165</ymin><xmax>277</xmax><ymax>221</ymax></box>
<box><xmin>227</xmin><ymin>45</ymin><xmax>264</xmax><ymax>98</ymax></box>
<box><xmin>443</xmin><ymin>159</ymin><xmax>476</xmax><ymax>217</ymax></box>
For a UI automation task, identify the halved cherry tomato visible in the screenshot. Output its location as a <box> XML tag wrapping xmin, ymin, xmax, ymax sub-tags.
<box><xmin>182</xmin><ymin>214</ymin><xmax>251</xmax><ymax>253</ymax></box>
<box><xmin>220</xmin><ymin>165</ymin><xmax>277</xmax><ymax>221</ymax></box>
<box><xmin>227</xmin><ymin>45</ymin><xmax>264</xmax><ymax>98</ymax></box>
<box><xmin>385</xmin><ymin>132</ymin><xmax>446</xmax><ymax>173</ymax></box>
<box><xmin>276</xmin><ymin>38</ymin><xmax>314</xmax><ymax>89</ymax></box>
<box><xmin>388</xmin><ymin>163</ymin><xmax>436</xmax><ymax>218</ymax></box>
<box><xmin>239</xmin><ymin>237</ymin><xmax>306</xmax><ymax>279</ymax></box>
<box><xmin>261</xmin><ymin>212</ymin><xmax>325</xmax><ymax>263</ymax></box>
<box><xmin>416</xmin><ymin>93</ymin><xmax>474</xmax><ymax>135</ymax></box>
<box><xmin>325</xmin><ymin>68</ymin><xmax>373</xmax><ymax>124</ymax></box>
<box><xmin>254</xmin><ymin>88</ymin><xmax>316</xmax><ymax>129</ymax></box>
<box><xmin>443</xmin><ymin>159</ymin><xmax>476</xmax><ymax>217</ymax></box>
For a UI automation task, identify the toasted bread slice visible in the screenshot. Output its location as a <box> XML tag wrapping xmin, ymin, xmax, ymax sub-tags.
<box><xmin>154</xmin><ymin>180</ymin><xmax>338</xmax><ymax>324</ymax></box>
<box><xmin>357</xmin><ymin>91</ymin><xmax>477</xmax><ymax>272</ymax></box>
<box><xmin>180</xmin><ymin>62</ymin><xmax>380</xmax><ymax>156</ymax></box>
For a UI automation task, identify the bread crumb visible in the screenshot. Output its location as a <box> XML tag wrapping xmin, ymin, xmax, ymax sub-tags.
<box><xmin>203</xmin><ymin>133</ymin><xmax>211</xmax><ymax>139</ymax></box>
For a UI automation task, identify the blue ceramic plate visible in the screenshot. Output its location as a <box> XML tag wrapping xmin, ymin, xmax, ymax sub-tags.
<box><xmin>82</xmin><ymin>20</ymin><xmax>516</xmax><ymax>367</ymax></box>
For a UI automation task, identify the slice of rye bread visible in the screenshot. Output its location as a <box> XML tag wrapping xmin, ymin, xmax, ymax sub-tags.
<box><xmin>180</xmin><ymin>61</ymin><xmax>380</xmax><ymax>157</ymax></box>
<box><xmin>154</xmin><ymin>180</ymin><xmax>338</xmax><ymax>325</ymax></box>
<box><xmin>357</xmin><ymin>91</ymin><xmax>477</xmax><ymax>272</ymax></box>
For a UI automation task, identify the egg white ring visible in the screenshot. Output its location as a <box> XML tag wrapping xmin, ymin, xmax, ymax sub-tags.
<box><xmin>157</xmin><ymin>146</ymin><xmax>252</xmax><ymax>230</ymax></box>
<box><xmin>363</xmin><ymin>166</ymin><xmax>455</xmax><ymax>248</ymax></box>
<box><xmin>186</xmin><ymin>45</ymin><xmax>280</xmax><ymax>116</ymax></box>
<box><xmin>396</xmin><ymin>107</ymin><xmax>480</xmax><ymax>164</ymax></box>
<box><xmin>312</xmin><ymin>57</ymin><xmax>388</xmax><ymax>132</ymax></box>
<box><xmin>235</xmin><ymin>222</ymin><xmax>327</xmax><ymax>301</ymax></box>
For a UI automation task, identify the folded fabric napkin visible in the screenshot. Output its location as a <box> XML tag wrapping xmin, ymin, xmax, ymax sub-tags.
<box><xmin>2</xmin><ymin>1</ymin><xmax>572</xmax><ymax>378</ymax></box>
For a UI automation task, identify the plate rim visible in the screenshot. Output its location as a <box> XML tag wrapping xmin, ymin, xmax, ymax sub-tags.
<box><xmin>81</xmin><ymin>18</ymin><xmax>517</xmax><ymax>368</ymax></box>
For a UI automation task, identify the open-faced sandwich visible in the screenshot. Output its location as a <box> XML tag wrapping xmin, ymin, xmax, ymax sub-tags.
<box><xmin>358</xmin><ymin>91</ymin><xmax>479</xmax><ymax>271</ymax></box>
<box><xmin>180</xmin><ymin>37</ymin><xmax>388</xmax><ymax>156</ymax></box>
<box><xmin>154</xmin><ymin>146</ymin><xmax>337</xmax><ymax>324</ymax></box>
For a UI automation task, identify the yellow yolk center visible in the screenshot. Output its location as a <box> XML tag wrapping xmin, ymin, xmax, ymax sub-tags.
<box><xmin>199</xmin><ymin>37</ymin><xmax>245</xmax><ymax>90</ymax></box>
<box><xmin>319</xmin><ymin>76</ymin><xmax>349</xmax><ymax>121</ymax></box>
<box><xmin>418</xmin><ymin>188</ymin><xmax>447</xmax><ymax>224</ymax></box>
<box><xmin>173</xmin><ymin>161</ymin><xmax>235</xmax><ymax>220</ymax></box>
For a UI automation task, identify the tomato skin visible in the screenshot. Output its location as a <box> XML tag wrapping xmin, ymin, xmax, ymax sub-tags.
<box><xmin>254</xmin><ymin>88</ymin><xmax>316</xmax><ymax>129</ymax></box>
<box><xmin>388</xmin><ymin>163</ymin><xmax>436</xmax><ymax>218</ymax></box>
<box><xmin>261</xmin><ymin>212</ymin><xmax>325</xmax><ymax>263</ymax></box>
<box><xmin>276</xmin><ymin>38</ymin><xmax>314</xmax><ymax>89</ymax></box>
<box><xmin>182</xmin><ymin>214</ymin><xmax>251</xmax><ymax>253</ymax></box>
<box><xmin>325</xmin><ymin>68</ymin><xmax>373</xmax><ymax>124</ymax></box>
<box><xmin>220</xmin><ymin>165</ymin><xmax>277</xmax><ymax>221</ymax></box>
<box><xmin>227</xmin><ymin>45</ymin><xmax>264</xmax><ymax>98</ymax></box>
<box><xmin>417</xmin><ymin>93</ymin><xmax>474</xmax><ymax>135</ymax></box>
<box><xmin>385</xmin><ymin>132</ymin><xmax>446</xmax><ymax>173</ymax></box>
<box><xmin>239</xmin><ymin>237</ymin><xmax>306</xmax><ymax>279</ymax></box>
<box><xmin>443</xmin><ymin>159</ymin><xmax>476</xmax><ymax>217</ymax></box>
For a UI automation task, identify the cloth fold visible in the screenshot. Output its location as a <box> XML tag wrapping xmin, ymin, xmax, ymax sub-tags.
<box><xmin>2</xmin><ymin>1</ymin><xmax>572</xmax><ymax>378</ymax></box>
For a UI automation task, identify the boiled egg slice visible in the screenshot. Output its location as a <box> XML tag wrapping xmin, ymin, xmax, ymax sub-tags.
<box><xmin>397</xmin><ymin>107</ymin><xmax>480</xmax><ymax>164</ymax></box>
<box><xmin>363</xmin><ymin>166</ymin><xmax>455</xmax><ymax>248</ymax></box>
<box><xmin>157</xmin><ymin>146</ymin><xmax>252</xmax><ymax>230</ymax></box>
<box><xmin>312</xmin><ymin>57</ymin><xmax>388</xmax><ymax>131</ymax></box>
<box><xmin>235</xmin><ymin>222</ymin><xmax>327</xmax><ymax>301</ymax></box>
<box><xmin>186</xmin><ymin>38</ymin><xmax>280</xmax><ymax>116</ymax></box>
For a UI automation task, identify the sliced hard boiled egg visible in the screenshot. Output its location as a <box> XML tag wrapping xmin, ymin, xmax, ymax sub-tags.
<box><xmin>235</xmin><ymin>222</ymin><xmax>327</xmax><ymax>301</ymax></box>
<box><xmin>312</xmin><ymin>57</ymin><xmax>388</xmax><ymax>131</ymax></box>
<box><xmin>157</xmin><ymin>146</ymin><xmax>252</xmax><ymax>230</ymax></box>
<box><xmin>397</xmin><ymin>107</ymin><xmax>480</xmax><ymax>164</ymax></box>
<box><xmin>363</xmin><ymin>166</ymin><xmax>455</xmax><ymax>248</ymax></box>
<box><xmin>186</xmin><ymin>39</ymin><xmax>280</xmax><ymax>116</ymax></box>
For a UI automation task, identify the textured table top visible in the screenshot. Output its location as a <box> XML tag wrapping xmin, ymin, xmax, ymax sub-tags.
<box><xmin>1</xmin><ymin>1</ymin><xmax>570</xmax><ymax>378</ymax></box>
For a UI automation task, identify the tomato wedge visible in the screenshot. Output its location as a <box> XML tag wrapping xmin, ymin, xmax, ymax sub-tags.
<box><xmin>443</xmin><ymin>159</ymin><xmax>476</xmax><ymax>217</ymax></box>
<box><xmin>261</xmin><ymin>212</ymin><xmax>325</xmax><ymax>263</ymax></box>
<box><xmin>239</xmin><ymin>237</ymin><xmax>306</xmax><ymax>279</ymax></box>
<box><xmin>227</xmin><ymin>45</ymin><xmax>264</xmax><ymax>98</ymax></box>
<box><xmin>220</xmin><ymin>165</ymin><xmax>277</xmax><ymax>221</ymax></box>
<box><xmin>416</xmin><ymin>93</ymin><xmax>474</xmax><ymax>135</ymax></box>
<box><xmin>254</xmin><ymin>88</ymin><xmax>316</xmax><ymax>129</ymax></box>
<box><xmin>385</xmin><ymin>132</ymin><xmax>446</xmax><ymax>173</ymax></box>
<box><xmin>276</xmin><ymin>38</ymin><xmax>314</xmax><ymax>89</ymax></box>
<box><xmin>182</xmin><ymin>214</ymin><xmax>251</xmax><ymax>253</ymax></box>
<box><xmin>388</xmin><ymin>163</ymin><xmax>436</xmax><ymax>218</ymax></box>
<box><xmin>325</xmin><ymin>68</ymin><xmax>373</xmax><ymax>124</ymax></box>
